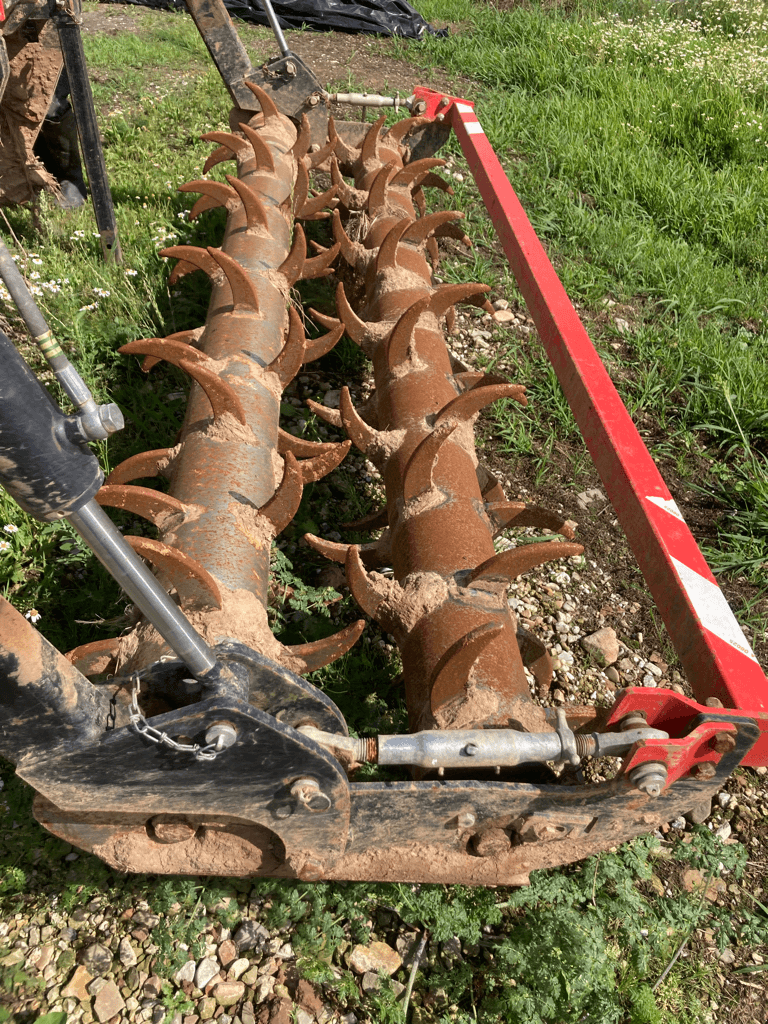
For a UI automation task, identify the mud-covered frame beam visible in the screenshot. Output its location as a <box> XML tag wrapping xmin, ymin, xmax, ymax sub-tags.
<box><xmin>411</xmin><ymin>88</ymin><xmax>768</xmax><ymax>766</ymax></box>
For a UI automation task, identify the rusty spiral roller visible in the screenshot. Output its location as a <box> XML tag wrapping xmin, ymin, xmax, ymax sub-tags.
<box><xmin>302</xmin><ymin>114</ymin><xmax>583</xmax><ymax>737</ymax></box>
<box><xmin>65</xmin><ymin>84</ymin><xmax>363</xmax><ymax>681</ymax></box>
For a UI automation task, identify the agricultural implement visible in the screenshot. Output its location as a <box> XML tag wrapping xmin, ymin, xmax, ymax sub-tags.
<box><xmin>1</xmin><ymin>0</ymin><xmax>767</xmax><ymax>886</ymax></box>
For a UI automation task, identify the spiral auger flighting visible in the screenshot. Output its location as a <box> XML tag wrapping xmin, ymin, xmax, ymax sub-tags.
<box><xmin>301</xmin><ymin>114</ymin><xmax>583</xmax><ymax>740</ymax></box>
<box><xmin>66</xmin><ymin>83</ymin><xmax>362</xmax><ymax>681</ymax></box>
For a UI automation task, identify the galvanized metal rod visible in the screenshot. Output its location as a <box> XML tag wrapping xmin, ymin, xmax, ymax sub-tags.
<box><xmin>256</xmin><ymin>0</ymin><xmax>291</xmax><ymax>57</ymax></box>
<box><xmin>69</xmin><ymin>500</ymin><xmax>217</xmax><ymax>678</ymax></box>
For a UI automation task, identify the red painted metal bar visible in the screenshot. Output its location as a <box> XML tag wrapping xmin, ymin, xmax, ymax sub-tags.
<box><xmin>412</xmin><ymin>88</ymin><xmax>768</xmax><ymax>766</ymax></box>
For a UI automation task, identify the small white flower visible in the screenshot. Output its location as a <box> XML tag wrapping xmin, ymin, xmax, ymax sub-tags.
<box><xmin>124</xmin><ymin>269</ymin><xmax>138</xmax><ymax>277</ymax></box>
<box><xmin>25</xmin><ymin>609</ymin><xmax>42</xmax><ymax>624</ymax></box>
<box><xmin>31</xmin><ymin>257</ymin><xmax>43</xmax><ymax>265</ymax></box>
<box><xmin>3</xmin><ymin>524</ymin><xmax>18</xmax><ymax>534</ymax></box>
<box><xmin>0</xmin><ymin>540</ymin><xmax>11</xmax><ymax>553</ymax></box>
<box><xmin>93</xmin><ymin>288</ymin><xmax>111</xmax><ymax>298</ymax></box>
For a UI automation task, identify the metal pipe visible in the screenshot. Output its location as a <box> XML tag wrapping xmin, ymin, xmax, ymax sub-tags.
<box><xmin>298</xmin><ymin>722</ymin><xmax>670</xmax><ymax>769</ymax></box>
<box><xmin>69</xmin><ymin>500</ymin><xmax>217</xmax><ymax>678</ymax></box>
<box><xmin>256</xmin><ymin>0</ymin><xmax>290</xmax><ymax>57</ymax></box>
<box><xmin>322</xmin><ymin>92</ymin><xmax>415</xmax><ymax>110</ymax></box>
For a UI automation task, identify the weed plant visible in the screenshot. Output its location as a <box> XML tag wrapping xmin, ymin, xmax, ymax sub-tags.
<box><xmin>1</xmin><ymin>4</ymin><xmax>767</xmax><ymax>1023</ymax></box>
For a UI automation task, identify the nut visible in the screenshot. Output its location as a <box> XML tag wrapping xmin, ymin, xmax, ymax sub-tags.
<box><xmin>471</xmin><ymin>828</ymin><xmax>510</xmax><ymax>858</ymax></box>
<box><xmin>629</xmin><ymin>761</ymin><xmax>667</xmax><ymax>797</ymax></box>
<box><xmin>204</xmin><ymin>721</ymin><xmax>238</xmax><ymax>751</ymax></box>
<box><xmin>288</xmin><ymin>855</ymin><xmax>325</xmax><ymax>881</ymax></box>
<box><xmin>149</xmin><ymin>816</ymin><xmax>198</xmax><ymax>844</ymax></box>
<box><xmin>711</xmin><ymin>731</ymin><xmax>736</xmax><ymax>755</ymax></box>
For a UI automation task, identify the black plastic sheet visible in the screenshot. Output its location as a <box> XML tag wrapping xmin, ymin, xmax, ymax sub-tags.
<box><xmin>111</xmin><ymin>0</ymin><xmax>447</xmax><ymax>39</ymax></box>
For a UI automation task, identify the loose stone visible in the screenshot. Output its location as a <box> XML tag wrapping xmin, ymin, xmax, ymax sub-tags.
<box><xmin>92</xmin><ymin>979</ymin><xmax>126</xmax><ymax>1023</ymax></box>
<box><xmin>348</xmin><ymin>941</ymin><xmax>402</xmax><ymax>976</ymax></box>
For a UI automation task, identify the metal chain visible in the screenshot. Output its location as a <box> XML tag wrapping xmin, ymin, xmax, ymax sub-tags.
<box><xmin>128</xmin><ymin>674</ymin><xmax>220</xmax><ymax>762</ymax></box>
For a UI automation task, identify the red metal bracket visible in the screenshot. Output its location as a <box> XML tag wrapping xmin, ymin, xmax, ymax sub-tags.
<box><xmin>414</xmin><ymin>88</ymin><xmax>768</xmax><ymax>767</ymax></box>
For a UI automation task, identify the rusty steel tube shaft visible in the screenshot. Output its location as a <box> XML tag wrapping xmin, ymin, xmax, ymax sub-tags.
<box><xmin>308</xmin><ymin>116</ymin><xmax>581</xmax><ymax>733</ymax></box>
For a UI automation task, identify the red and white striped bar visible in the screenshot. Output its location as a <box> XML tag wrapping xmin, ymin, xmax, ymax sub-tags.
<box><xmin>413</xmin><ymin>88</ymin><xmax>768</xmax><ymax>765</ymax></box>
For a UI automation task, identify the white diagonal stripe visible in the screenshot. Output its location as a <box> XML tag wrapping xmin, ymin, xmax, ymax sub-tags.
<box><xmin>646</xmin><ymin>495</ymin><xmax>684</xmax><ymax>522</ymax></box>
<box><xmin>672</xmin><ymin>557</ymin><xmax>758</xmax><ymax>662</ymax></box>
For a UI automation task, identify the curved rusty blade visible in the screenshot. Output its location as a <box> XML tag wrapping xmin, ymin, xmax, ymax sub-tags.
<box><xmin>335</xmin><ymin>283</ymin><xmax>368</xmax><ymax>345</ymax></box>
<box><xmin>332</xmin><ymin>208</ymin><xmax>360</xmax><ymax>266</ymax></box>
<box><xmin>278</xmin><ymin>429</ymin><xmax>339</xmax><ymax>458</ymax></box>
<box><xmin>286</xmin><ymin>618</ymin><xmax>366</xmax><ymax>673</ymax></box>
<box><xmin>225</xmin><ymin>176</ymin><xmax>270</xmax><ymax>232</ymax></box>
<box><xmin>467</xmin><ymin>542</ymin><xmax>584</xmax><ymax>585</ymax></box>
<box><xmin>385</xmin><ymin>295</ymin><xmax>431</xmax><ymax>369</ymax></box>
<box><xmin>161</xmin><ymin>245</ymin><xmax>228</xmax><ymax>290</ymax></box>
<box><xmin>345</xmin><ymin>545</ymin><xmax>391</xmax><ymax>620</ymax></box>
<box><xmin>367</xmin><ymin>162</ymin><xmax>397</xmax><ymax>215</ymax></box>
<box><xmin>296</xmin><ymin>183</ymin><xmax>338</xmax><ymax>220</ymax></box>
<box><xmin>361</xmin><ymin>115</ymin><xmax>387</xmax><ymax>164</ymax></box>
<box><xmin>384</xmin><ymin>115</ymin><xmax>428</xmax><ymax>144</ymax></box>
<box><xmin>403</xmin><ymin>211</ymin><xmax>463</xmax><ymax>246</ymax></box>
<box><xmin>298</xmin><ymin>440</ymin><xmax>351</xmax><ymax>484</ymax></box>
<box><xmin>206</xmin><ymin>248</ymin><xmax>261</xmax><ymax>312</ymax></box>
<box><xmin>308</xmin><ymin>119</ymin><xmax>338</xmax><ymax>168</ymax></box>
<box><xmin>260</xmin><ymin>452</ymin><xmax>303</xmax><ymax>534</ymax></box>
<box><xmin>305</xmin><ymin>533</ymin><xmax>388</xmax><ymax>569</ymax></box>
<box><xmin>125</xmin><ymin>536</ymin><xmax>222</xmax><ymax>609</ymax></box>
<box><xmin>305</xmin><ymin>398</ymin><xmax>342</xmax><ymax>429</ymax></box>
<box><xmin>95</xmin><ymin>484</ymin><xmax>185</xmax><ymax>525</ymax></box>
<box><xmin>238</xmin><ymin>121</ymin><xmax>276</xmax><ymax>172</ymax></box>
<box><xmin>105</xmin><ymin>449</ymin><xmax>174</xmax><ymax>486</ymax></box>
<box><xmin>180</xmin><ymin>360</ymin><xmax>247</xmax><ymax>425</ymax></box>
<box><xmin>517</xmin><ymin>626</ymin><xmax>554</xmax><ymax>698</ymax></box>
<box><xmin>301</xmin><ymin>242</ymin><xmax>340</xmax><ymax>281</ymax></box>
<box><xmin>244</xmin><ymin>80</ymin><xmax>282</xmax><ymax>124</ymax></box>
<box><xmin>293</xmin><ymin>159</ymin><xmax>310</xmax><ymax>216</ymax></box>
<box><xmin>330</xmin><ymin>158</ymin><xmax>366</xmax><ymax>213</ymax></box>
<box><xmin>402</xmin><ymin>422</ymin><xmax>457</xmax><ymax>502</ymax></box>
<box><xmin>200</xmin><ymin>130</ymin><xmax>251</xmax><ymax>158</ymax></box>
<box><xmin>179</xmin><ymin>178</ymin><xmax>236</xmax><ymax>208</ymax></box>
<box><xmin>120</xmin><ymin>338</ymin><xmax>208</xmax><ymax>367</ymax></box>
<box><xmin>429</xmin><ymin>622</ymin><xmax>505</xmax><ymax>711</ymax></box>
<box><xmin>426</xmin><ymin>236</ymin><xmax>439</xmax><ymax>270</ymax></box>
<box><xmin>308</xmin><ymin>306</ymin><xmax>344</xmax><ymax>333</ymax></box>
<box><xmin>278</xmin><ymin>224</ymin><xmax>306</xmax><ymax>286</ymax></box>
<box><xmin>266</xmin><ymin>307</ymin><xmax>306</xmax><ymax>388</ymax></box>
<box><xmin>203</xmin><ymin>144</ymin><xmax>234</xmax><ymax>174</ymax></box>
<box><xmin>290</xmin><ymin>113</ymin><xmax>311</xmax><ymax>160</ymax></box>
<box><xmin>434</xmin><ymin>383</ymin><xmax>528</xmax><ymax>427</ymax></box>
<box><xmin>343</xmin><ymin>506</ymin><xmax>389</xmax><ymax>531</ymax></box>
<box><xmin>340</xmin><ymin>387</ymin><xmax>378</xmax><ymax>453</ymax></box>
<box><xmin>391</xmin><ymin>157</ymin><xmax>446</xmax><ymax>187</ymax></box>
<box><xmin>429</xmin><ymin>282</ymin><xmax>491</xmax><ymax>320</ymax></box>
<box><xmin>65</xmin><ymin>637</ymin><xmax>120</xmax><ymax>677</ymax></box>
<box><xmin>303</xmin><ymin>323</ymin><xmax>344</xmax><ymax>364</ymax></box>
<box><xmin>453</xmin><ymin>371</ymin><xmax>509</xmax><ymax>391</ymax></box>
<box><xmin>375</xmin><ymin>218</ymin><xmax>413</xmax><ymax>274</ymax></box>
<box><xmin>434</xmin><ymin>220</ymin><xmax>472</xmax><ymax>246</ymax></box>
<box><xmin>419</xmin><ymin>171</ymin><xmax>454</xmax><ymax>195</ymax></box>
<box><xmin>486</xmin><ymin>501</ymin><xmax>576</xmax><ymax>539</ymax></box>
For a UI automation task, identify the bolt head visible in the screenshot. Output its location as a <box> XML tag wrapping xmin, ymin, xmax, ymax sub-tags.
<box><xmin>693</xmin><ymin>761</ymin><xmax>717</xmax><ymax>780</ymax></box>
<box><xmin>308</xmin><ymin>94</ymin><xmax>319</xmax><ymax>106</ymax></box>
<box><xmin>99</xmin><ymin>403</ymin><xmax>124</xmax><ymax>435</ymax></box>
<box><xmin>285</xmin><ymin>61</ymin><xmax>297</xmax><ymax>75</ymax></box>
<box><xmin>457</xmin><ymin>812</ymin><xmax>476</xmax><ymax>829</ymax></box>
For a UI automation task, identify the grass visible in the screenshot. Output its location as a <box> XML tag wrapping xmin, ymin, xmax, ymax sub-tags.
<box><xmin>405</xmin><ymin>0</ymin><xmax>768</xmax><ymax>580</ymax></box>
<box><xmin>1</xmin><ymin>1</ymin><xmax>768</xmax><ymax>1022</ymax></box>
